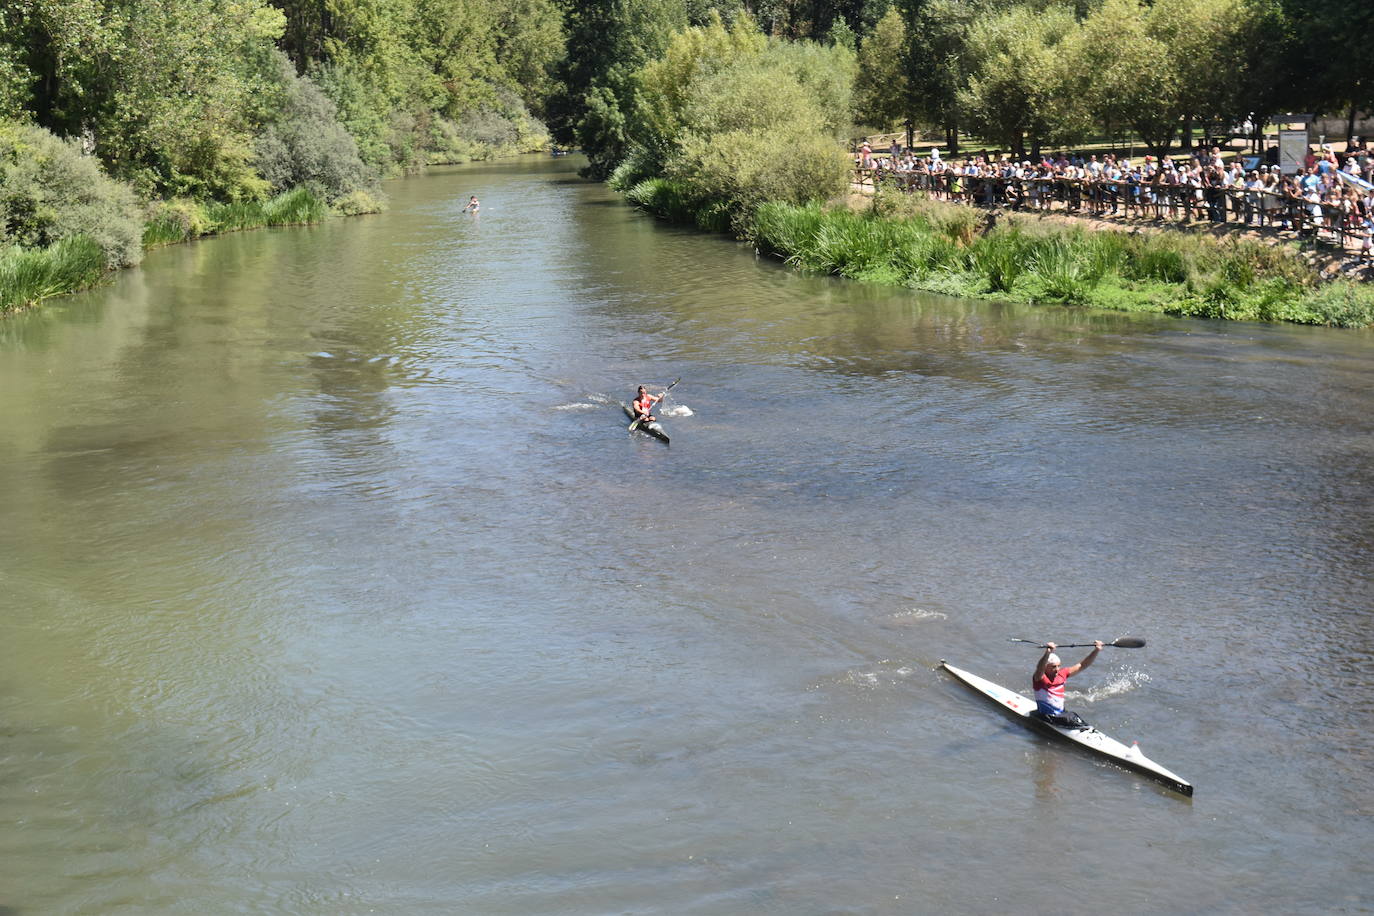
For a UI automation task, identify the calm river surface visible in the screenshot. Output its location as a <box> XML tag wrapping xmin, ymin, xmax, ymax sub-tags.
<box><xmin>2</xmin><ymin>156</ymin><xmax>1372</xmax><ymax>913</ymax></box>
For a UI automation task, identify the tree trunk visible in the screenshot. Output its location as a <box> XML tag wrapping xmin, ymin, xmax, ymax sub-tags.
<box><xmin>1180</xmin><ymin>118</ymin><xmax>1193</xmax><ymax>150</ymax></box>
<box><xmin>905</xmin><ymin>119</ymin><xmax>914</xmax><ymax>153</ymax></box>
<box><xmin>1347</xmin><ymin>103</ymin><xmax>1358</xmax><ymax>145</ymax></box>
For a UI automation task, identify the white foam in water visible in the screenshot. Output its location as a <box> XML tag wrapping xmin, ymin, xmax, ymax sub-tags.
<box><xmin>889</xmin><ymin>607</ymin><xmax>948</xmax><ymax>622</ymax></box>
<box><xmin>663</xmin><ymin>405</ymin><xmax>692</xmax><ymax>418</ymax></box>
<box><xmin>552</xmin><ymin>402</ymin><xmax>601</xmax><ymax>411</ymax></box>
<box><xmin>1068</xmin><ymin>669</ymin><xmax>1151</xmax><ymax>705</ymax></box>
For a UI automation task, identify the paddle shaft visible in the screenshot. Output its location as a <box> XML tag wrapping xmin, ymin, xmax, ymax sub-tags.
<box><xmin>1010</xmin><ymin>637</ymin><xmax>1146</xmax><ymax>649</ymax></box>
<box><xmin>629</xmin><ymin>379</ymin><xmax>679</xmax><ymax>431</ymax></box>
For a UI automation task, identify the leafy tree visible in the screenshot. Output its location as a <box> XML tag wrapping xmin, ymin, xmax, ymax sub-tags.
<box><xmin>630</xmin><ymin>18</ymin><xmax>854</xmax><ymax>224</ymax></box>
<box><xmin>253</xmin><ymin>51</ymin><xmax>375</xmax><ymax>200</ymax></box>
<box><xmin>853</xmin><ymin>7</ymin><xmax>909</xmax><ymax>132</ymax></box>
<box><xmin>1276</xmin><ymin>0</ymin><xmax>1373</xmax><ymax>132</ymax></box>
<box><xmin>669</xmin><ymin>55</ymin><xmax>850</xmax><ymax>219</ymax></box>
<box><xmin>893</xmin><ymin>0</ymin><xmax>981</xmax><ymax>153</ymax></box>
<box><xmin>958</xmin><ymin>4</ymin><xmax>1080</xmax><ymax>155</ymax></box>
<box><xmin>1066</xmin><ymin>0</ymin><xmax>1250</xmax><ymax>157</ymax></box>
<box><xmin>547</xmin><ymin>0</ymin><xmax>688</xmax><ymax>178</ymax></box>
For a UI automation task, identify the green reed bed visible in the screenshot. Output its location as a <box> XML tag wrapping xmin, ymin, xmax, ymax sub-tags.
<box><xmin>624</xmin><ymin>178</ymin><xmax>732</xmax><ymax>233</ymax></box>
<box><xmin>0</xmin><ymin>236</ymin><xmax>107</xmax><ymax>313</ymax></box>
<box><xmin>144</xmin><ymin>188</ymin><xmax>328</xmax><ymax>248</ymax></box>
<box><xmin>750</xmin><ymin>195</ymin><xmax>1374</xmax><ymax>328</ymax></box>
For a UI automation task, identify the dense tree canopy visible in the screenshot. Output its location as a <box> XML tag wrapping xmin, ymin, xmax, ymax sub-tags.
<box><xmin>0</xmin><ymin>0</ymin><xmax>1364</xmax><ymax>217</ymax></box>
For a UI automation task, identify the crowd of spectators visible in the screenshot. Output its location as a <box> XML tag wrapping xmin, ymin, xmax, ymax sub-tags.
<box><xmin>855</xmin><ymin>138</ymin><xmax>1374</xmax><ymax>260</ymax></box>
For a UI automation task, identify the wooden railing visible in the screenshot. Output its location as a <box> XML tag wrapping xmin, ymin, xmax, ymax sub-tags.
<box><xmin>854</xmin><ymin>167</ymin><xmax>1373</xmax><ymax>256</ymax></box>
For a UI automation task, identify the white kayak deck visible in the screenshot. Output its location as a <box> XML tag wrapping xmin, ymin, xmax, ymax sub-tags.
<box><xmin>940</xmin><ymin>661</ymin><xmax>1193</xmax><ymax>797</ymax></box>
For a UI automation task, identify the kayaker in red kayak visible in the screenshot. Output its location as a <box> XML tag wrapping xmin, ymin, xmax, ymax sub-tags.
<box><xmin>1032</xmin><ymin>640</ymin><xmax>1102</xmax><ymax>726</ymax></box>
<box><xmin>632</xmin><ymin>385</ymin><xmax>661</xmax><ymax>424</ymax></box>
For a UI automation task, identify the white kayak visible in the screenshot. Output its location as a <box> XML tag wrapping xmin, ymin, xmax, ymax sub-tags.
<box><xmin>940</xmin><ymin>661</ymin><xmax>1193</xmax><ymax>797</ymax></box>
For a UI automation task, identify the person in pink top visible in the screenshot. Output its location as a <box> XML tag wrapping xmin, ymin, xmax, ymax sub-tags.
<box><xmin>1032</xmin><ymin>640</ymin><xmax>1103</xmax><ymax>724</ymax></box>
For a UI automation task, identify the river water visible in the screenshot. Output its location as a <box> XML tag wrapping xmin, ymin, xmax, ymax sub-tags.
<box><xmin>1</xmin><ymin>156</ymin><xmax>1371</xmax><ymax>913</ymax></box>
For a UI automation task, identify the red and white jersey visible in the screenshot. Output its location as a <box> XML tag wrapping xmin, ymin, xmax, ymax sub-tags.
<box><xmin>1033</xmin><ymin>668</ymin><xmax>1072</xmax><ymax>712</ymax></box>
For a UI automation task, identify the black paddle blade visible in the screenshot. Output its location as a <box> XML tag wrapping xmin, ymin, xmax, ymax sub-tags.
<box><xmin>1110</xmin><ymin>637</ymin><xmax>1146</xmax><ymax>648</ymax></box>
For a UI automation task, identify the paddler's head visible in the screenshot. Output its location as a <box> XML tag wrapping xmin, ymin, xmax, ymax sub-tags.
<box><xmin>1045</xmin><ymin>653</ymin><xmax>1061</xmax><ymax>669</ymax></box>
<box><xmin>637</xmin><ymin>386</ymin><xmax>647</xmax><ymax>395</ymax></box>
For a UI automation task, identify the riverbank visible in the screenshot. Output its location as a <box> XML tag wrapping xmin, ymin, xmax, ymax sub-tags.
<box><xmin>0</xmin><ymin>186</ymin><xmax>351</xmax><ymax>316</ymax></box>
<box><xmin>622</xmin><ymin>177</ymin><xmax>1374</xmax><ymax>328</ymax></box>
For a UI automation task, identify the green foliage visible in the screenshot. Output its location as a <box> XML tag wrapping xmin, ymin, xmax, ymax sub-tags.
<box><xmin>330</xmin><ymin>189</ymin><xmax>388</xmax><ymax>216</ymax></box>
<box><xmin>1291</xmin><ymin>281</ymin><xmax>1374</xmax><ymax>328</ymax></box>
<box><xmin>625</xmin><ymin>177</ymin><xmax>706</xmax><ymax>222</ymax></box>
<box><xmin>625</xmin><ymin>17</ymin><xmax>854</xmax><ymax>226</ymax></box>
<box><xmin>0</xmin><ymin>236</ymin><xmax>107</xmax><ymax>312</ymax></box>
<box><xmin>957</xmin><ymin>4</ymin><xmax>1082</xmax><ymax>153</ymax></box>
<box><xmin>142</xmin><ymin>198</ymin><xmax>213</xmax><ymax>247</ymax></box>
<box><xmin>607</xmin><ymin>146</ymin><xmax>662</xmax><ymax>192</ymax></box>
<box><xmin>749</xmin><ymin>197</ymin><xmax>1368</xmax><ymax>327</ymax></box>
<box><xmin>254</xmin><ymin>52</ymin><xmax>375</xmax><ymax>202</ymax></box>
<box><xmin>0</xmin><ymin>120</ymin><xmax>143</xmax><ymax>268</ymax></box>
<box><xmin>854</xmin><ymin>8</ymin><xmax>909</xmax><ymax>130</ymax></box>
<box><xmin>1030</xmin><ymin>235</ymin><xmax>1103</xmax><ymax>303</ymax></box>
<box><xmin>547</xmin><ymin>0</ymin><xmax>689</xmax><ymax>178</ymax></box>
<box><xmin>971</xmin><ymin>228</ymin><xmax>1030</xmax><ymax>292</ymax></box>
<box><xmin>213</xmin><ymin>187</ymin><xmax>323</xmax><ymax>230</ymax></box>
<box><xmin>426</xmin><ymin>88</ymin><xmax>551</xmax><ymax>164</ymax></box>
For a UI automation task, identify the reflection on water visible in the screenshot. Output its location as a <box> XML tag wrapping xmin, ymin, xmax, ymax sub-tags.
<box><xmin>1</xmin><ymin>155</ymin><xmax>1372</xmax><ymax>912</ymax></box>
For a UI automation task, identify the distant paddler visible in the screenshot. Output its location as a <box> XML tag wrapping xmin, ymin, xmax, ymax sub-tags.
<box><xmin>462</xmin><ymin>195</ymin><xmax>480</xmax><ymax>213</ymax></box>
<box><xmin>630</xmin><ymin>385</ymin><xmax>662</xmax><ymax>429</ymax></box>
<box><xmin>628</xmin><ymin>379</ymin><xmax>679</xmax><ymax>432</ymax></box>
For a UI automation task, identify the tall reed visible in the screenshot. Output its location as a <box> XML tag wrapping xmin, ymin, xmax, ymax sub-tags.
<box><xmin>0</xmin><ymin>236</ymin><xmax>106</xmax><ymax>313</ymax></box>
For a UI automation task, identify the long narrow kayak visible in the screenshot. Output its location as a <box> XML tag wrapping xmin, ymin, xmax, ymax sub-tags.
<box><xmin>623</xmin><ymin>405</ymin><xmax>669</xmax><ymax>444</ymax></box>
<box><xmin>940</xmin><ymin>661</ymin><xmax>1193</xmax><ymax>797</ymax></box>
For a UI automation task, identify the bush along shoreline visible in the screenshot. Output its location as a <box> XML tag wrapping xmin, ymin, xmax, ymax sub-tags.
<box><xmin>0</xmin><ymin>116</ymin><xmax>384</xmax><ymax>316</ymax></box>
<box><xmin>625</xmin><ymin>182</ymin><xmax>1374</xmax><ymax>329</ymax></box>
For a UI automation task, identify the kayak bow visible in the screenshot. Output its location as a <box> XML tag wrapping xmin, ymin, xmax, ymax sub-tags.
<box><xmin>940</xmin><ymin>661</ymin><xmax>1193</xmax><ymax>797</ymax></box>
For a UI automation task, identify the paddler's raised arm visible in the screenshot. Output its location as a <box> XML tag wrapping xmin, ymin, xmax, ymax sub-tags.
<box><xmin>1035</xmin><ymin>642</ymin><xmax>1057</xmax><ymax>680</ymax></box>
<box><xmin>1066</xmin><ymin>640</ymin><xmax>1103</xmax><ymax>676</ymax></box>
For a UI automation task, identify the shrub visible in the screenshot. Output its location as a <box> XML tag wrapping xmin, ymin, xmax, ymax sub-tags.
<box><xmin>1296</xmin><ymin>281</ymin><xmax>1374</xmax><ymax>328</ymax></box>
<box><xmin>253</xmin><ymin>52</ymin><xmax>375</xmax><ymax>202</ymax></box>
<box><xmin>143</xmin><ymin>198</ymin><xmax>213</xmax><ymax>247</ymax></box>
<box><xmin>0</xmin><ymin>119</ymin><xmax>143</xmax><ymax>268</ymax></box>
<box><xmin>330</xmin><ymin>189</ymin><xmax>387</xmax><ymax>216</ymax></box>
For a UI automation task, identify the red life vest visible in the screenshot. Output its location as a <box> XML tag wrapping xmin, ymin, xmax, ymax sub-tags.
<box><xmin>634</xmin><ymin>393</ymin><xmax>655</xmax><ymax>416</ymax></box>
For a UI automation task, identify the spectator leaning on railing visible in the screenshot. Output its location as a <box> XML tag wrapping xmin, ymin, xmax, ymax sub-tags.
<box><xmin>854</xmin><ymin>143</ymin><xmax>1374</xmax><ymax>256</ymax></box>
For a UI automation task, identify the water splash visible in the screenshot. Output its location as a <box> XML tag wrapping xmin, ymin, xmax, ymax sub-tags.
<box><xmin>816</xmin><ymin>660</ymin><xmax>918</xmax><ymax>690</ymax></box>
<box><xmin>1068</xmin><ymin>669</ymin><xmax>1151</xmax><ymax>705</ymax></box>
<box><xmin>663</xmin><ymin>405</ymin><xmax>693</xmax><ymax>418</ymax></box>
<box><xmin>887</xmin><ymin>607</ymin><xmax>948</xmax><ymax>624</ymax></box>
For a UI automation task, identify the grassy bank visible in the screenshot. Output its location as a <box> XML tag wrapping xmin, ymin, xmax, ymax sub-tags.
<box><xmin>0</xmin><ymin>237</ymin><xmax>108</xmax><ymax>314</ymax></box>
<box><xmin>626</xmin><ymin>179</ymin><xmax>1374</xmax><ymax>328</ymax></box>
<box><xmin>0</xmin><ymin>186</ymin><xmax>366</xmax><ymax>316</ymax></box>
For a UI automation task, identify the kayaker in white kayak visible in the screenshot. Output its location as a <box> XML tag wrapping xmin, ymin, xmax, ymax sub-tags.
<box><xmin>632</xmin><ymin>385</ymin><xmax>661</xmax><ymax>424</ymax></box>
<box><xmin>462</xmin><ymin>195</ymin><xmax>480</xmax><ymax>213</ymax></box>
<box><xmin>1032</xmin><ymin>640</ymin><xmax>1102</xmax><ymax>727</ymax></box>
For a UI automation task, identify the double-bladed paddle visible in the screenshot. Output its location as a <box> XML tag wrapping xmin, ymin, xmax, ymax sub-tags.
<box><xmin>628</xmin><ymin>378</ymin><xmax>679</xmax><ymax>432</ymax></box>
<box><xmin>1010</xmin><ymin>637</ymin><xmax>1146</xmax><ymax>649</ymax></box>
